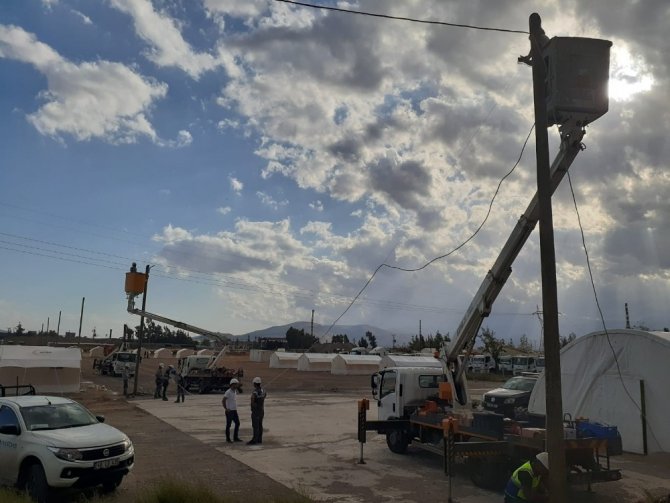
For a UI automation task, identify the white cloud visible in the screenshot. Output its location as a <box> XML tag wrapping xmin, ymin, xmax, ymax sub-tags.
<box><xmin>309</xmin><ymin>200</ymin><xmax>324</xmax><ymax>212</ymax></box>
<box><xmin>159</xmin><ymin>189</ymin><xmax>171</xmax><ymax>196</ymax></box>
<box><xmin>0</xmin><ymin>24</ymin><xmax>167</xmax><ymax>143</ymax></box>
<box><xmin>256</xmin><ymin>191</ymin><xmax>288</xmax><ymax>210</ymax></box>
<box><xmin>229</xmin><ymin>177</ymin><xmax>243</xmax><ymax>193</ymax></box>
<box><xmin>217</xmin><ymin>206</ymin><xmax>232</xmax><ymax>215</ymax></box>
<box><xmin>71</xmin><ymin>9</ymin><xmax>93</xmax><ymax>25</ymax></box>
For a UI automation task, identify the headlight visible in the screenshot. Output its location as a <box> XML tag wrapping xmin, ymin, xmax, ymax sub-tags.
<box><xmin>124</xmin><ymin>439</ymin><xmax>134</xmax><ymax>455</ymax></box>
<box><xmin>503</xmin><ymin>398</ymin><xmax>516</xmax><ymax>404</ymax></box>
<box><xmin>47</xmin><ymin>447</ymin><xmax>83</xmax><ymax>461</ymax></box>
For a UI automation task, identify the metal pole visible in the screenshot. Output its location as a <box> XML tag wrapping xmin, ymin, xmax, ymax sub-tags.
<box><xmin>46</xmin><ymin>317</ymin><xmax>50</xmax><ymax>334</ymax></box>
<box><xmin>529</xmin><ymin>13</ymin><xmax>567</xmax><ymax>502</ymax></box>
<box><xmin>57</xmin><ymin>311</ymin><xmax>61</xmax><ymax>336</ymax></box>
<box><xmin>78</xmin><ymin>297</ymin><xmax>85</xmax><ymax>348</ymax></box>
<box><xmin>311</xmin><ymin>309</ymin><xmax>314</xmax><ymax>339</ymax></box>
<box><xmin>132</xmin><ymin>265</ymin><xmax>150</xmax><ymax>396</ymax></box>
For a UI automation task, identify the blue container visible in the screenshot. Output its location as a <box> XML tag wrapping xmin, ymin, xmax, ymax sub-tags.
<box><xmin>576</xmin><ymin>421</ymin><xmax>618</xmax><ymax>439</ymax></box>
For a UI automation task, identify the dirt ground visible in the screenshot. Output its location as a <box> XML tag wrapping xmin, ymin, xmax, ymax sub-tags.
<box><xmin>73</xmin><ymin>354</ymin><xmax>375</xmax><ymax>502</ymax></box>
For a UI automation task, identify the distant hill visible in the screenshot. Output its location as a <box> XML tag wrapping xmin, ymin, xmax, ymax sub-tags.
<box><xmin>233</xmin><ymin>322</ymin><xmax>411</xmax><ymax>348</ymax></box>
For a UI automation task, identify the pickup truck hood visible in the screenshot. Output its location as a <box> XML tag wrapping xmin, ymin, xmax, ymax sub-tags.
<box><xmin>485</xmin><ymin>388</ymin><xmax>527</xmax><ymax>399</ymax></box>
<box><xmin>31</xmin><ymin>423</ymin><xmax>128</xmax><ymax>448</ymax></box>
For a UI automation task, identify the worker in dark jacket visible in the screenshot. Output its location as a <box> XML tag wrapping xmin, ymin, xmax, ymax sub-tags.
<box><xmin>247</xmin><ymin>376</ymin><xmax>266</xmax><ymax>445</ymax></box>
<box><xmin>504</xmin><ymin>452</ymin><xmax>549</xmax><ymax>502</ymax></box>
<box><xmin>154</xmin><ymin>363</ymin><xmax>165</xmax><ymax>399</ymax></box>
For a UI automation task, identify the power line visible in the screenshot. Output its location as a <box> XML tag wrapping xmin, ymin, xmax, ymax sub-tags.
<box><xmin>273</xmin><ymin>0</ymin><xmax>529</xmax><ymax>35</ymax></box>
<box><xmin>567</xmin><ymin>171</ymin><xmax>662</xmax><ymax>450</ymax></box>
<box><xmin>320</xmin><ymin>123</ymin><xmax>535</xmax><ymax>337</ymax></box>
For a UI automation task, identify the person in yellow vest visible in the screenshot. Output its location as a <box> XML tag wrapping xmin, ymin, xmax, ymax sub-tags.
<box><xmin>504</xmin><ymin>451</ymin><xmax>549</xmax><ymax>502</ymax></box>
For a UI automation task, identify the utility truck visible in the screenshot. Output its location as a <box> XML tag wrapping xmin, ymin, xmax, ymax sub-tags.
<box><xmin>93</xmin><ymin>351</ymin><xmax>137</xmax><ymax>377</ymax></box>
<box><xmin>512</xmin><ymin>355</ymin><xmax>537</xmax><ymax>375</ymax></box>
<box><xmin>359</xmin><ymin>52</ymin><xmax>623</xmax><ymax>490</ymax></box>
<box><xmin>468</xmin><ymin>354</ymin><xmax>496</xmax><ymax>373</ymax></box>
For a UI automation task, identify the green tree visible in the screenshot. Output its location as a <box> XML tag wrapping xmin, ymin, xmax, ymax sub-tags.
<box><xmin>286</xmin><ymin>326</ymin><xmax>317</xmax><ymax>349</ymax></box>
<box><xmin>365</xmin><ymin>331</ymin><xmax>377</xmax><ymax>349</ymax></box>
<box><xmin>518</xmin><ymin>334</ymin><xmax>532</xmax><ymax>352</ymax></box>
<box><xmin>477</xmin><ymin>327</ymin><xmax>505</xmax><ymax>362</ymax></box>
<box><xmin>357</xmin><ymin>337</ymin><xmax>369</xmax><ymax>348</ymax></box>
<box><xmin>15</xmin><ymin>322</ymin><xmax>25</xmax><ymax>335</ymax></box>
<box><xmin>559</xmin><ymin>332</ymin><xmax>577</xmax><ymax>348</ymax></box>
<box><xmin>332</xmin><ymin>334</ymin><xmax>350</xmax><ymax>344</ymax></box>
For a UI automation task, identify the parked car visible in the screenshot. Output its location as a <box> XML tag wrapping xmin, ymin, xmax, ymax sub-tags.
<box><xmin>0</xmin><ymin>394</ymin><xmax>134</xmax><ymax>502</ymax></box>
<box><xmin>482</xmin><ymin>375</ymin><xmax>539</xmax><ymax>418</ymax></box>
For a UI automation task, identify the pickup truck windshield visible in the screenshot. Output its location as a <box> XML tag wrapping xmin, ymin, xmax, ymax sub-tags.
<box><xmin>116</xmin><ymin>353</ymin><xmax>136</xmax><ymax>363</ymax></box>
<box><xmin>21</xmin><ymin>403</ymin><xmax>98</xmax><ymax>431</ymax></box>
<box><xmin>501</xmin><ymin>377</ymin><xmax>537</xmax><ymax>392</ymax></box>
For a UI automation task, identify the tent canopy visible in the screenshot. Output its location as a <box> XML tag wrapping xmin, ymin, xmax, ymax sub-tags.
<box><xmin>0</xmin><ymin>346</ymin><xmax>81</xmax><ymax>368</ymax></box>
<box><xmin>0</xmin><ymin>346</ymin><xmax>81</xmax><ymax>393</ymax></box>
<box><xmin>331</xmin><ymin>354</ymin><xmax>381</xmax><ymax>375</ymax></box>
<box><xmin>297</xmin><ymin>353</ymin><xmax>337</xmax><ymax>371</ymax></box>
<box><xmin>380</xmin><ymin>355</ymin><xmax>442</xmax><ymax>369</ymax></box>
<box><xmin>528</xmin><ymin>329</ymin><xmax>670</xmax><ymax>454</ymax></box>
<box><xmin>269</xmin><ymin>352</ymin><xmax>301</xmax><ymax>369</ymax></box>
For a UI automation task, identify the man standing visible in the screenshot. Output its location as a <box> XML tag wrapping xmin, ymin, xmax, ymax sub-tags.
<box><xmin>504</xmin><ymin>452</ymin><xmax>550</xmax><ymax>502</ymax></box>
<box><xmin>121</xmin><ymin>363</ymin><xmax>130</xmax><ymax>397</ymax></box>
<box><xmin>247</xmin><ymin>376</ymin><xmax>266</xmax><ymax>445</ymax></box>
<box><xmin>174</xmin><ymin>367</ymin><xmax>185</xmax><ymax>403</ymax></box>
<box><xmin>222</xmin><ymin>378</ymin><xmax>242</xmax><ymax>443</ymax></box>
<box><xmin>154</xmin><ymin>363</ymin><xmax>165</xmax><ymax>399</ymax></box>
<box><xmin>161</xmin><ymin>364</ymin><xmax>173</xmax><ymax>401</ymax></box>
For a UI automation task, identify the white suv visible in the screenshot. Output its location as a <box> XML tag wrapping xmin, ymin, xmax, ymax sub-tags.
<box><xmin>0</xmin><ymin>394</ymin><xmax>134</xmax><ymax>502</ymax></box>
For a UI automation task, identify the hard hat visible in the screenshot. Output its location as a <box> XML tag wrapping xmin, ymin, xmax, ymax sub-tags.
<box><xmin>125</xmin><ymin>363</ymin><xmax>130</xmax><ymax>368</ymax></box>
<box><xmin>536</xmin><ymin>451</ymin><xmax>549</xmax><ymax>470</ymax></box>
<box><xmin>168</xmin><ymin>364</ymin><xmax>174</xmax><ymax>368</ymax></box>
<box><xmin>252</xmin><ymin>377</ymin><xmax>261</xmax><ymax>384</ymax></box>
<box><xmin>159</xmin><ymin>363</ymin><xmax>165</xmax><ymax>367</ymax></box>
<box><xmin>230</xmin><ymin>378</ymin><xmax>239</xmax><ymax>385</ymax></box>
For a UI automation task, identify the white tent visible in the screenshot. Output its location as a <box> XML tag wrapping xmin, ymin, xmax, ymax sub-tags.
<box><xmin>297</xmin><ymin>353</ymin><xmax>337</xmax><ymax>372</ymax></box>
<box><xmin>197</xmin><ymin>349</ymin><xmax>214</xmax><ymax>356</ymax></box>
<box><xmin>331</xmin><ymin>355</ymin><xmax>381</xmax><ymax>375</ymax></box>
<box><xmin>153</xmin><ymin>348</ymin><xmax>171</xmax><ymax>358</ymax></box>
<box><xmin>380</xmin><ymin>355</ymin><xmax>442</xmax><ymax>370</ymax></box>
<box><xmin>528</xmin><ymin>329</ymin><xmax>670</xmax><ymax>454</ymax></box>
<box><xmin>176</xmin><ymin>348</ymin><xmax>195</xmax><ymax>359</ymax></box>
<box><xmin>269</xmin><ymin>352</ymin><xmax>301</xmax><ymax>369</ymax></box>
<box><xmin>0</xmin><ymin>346</ymin><xmax>81</xmax><ymax>393</ymax></box>
<box><xmin>88</xmin><ymin>346</ymin><xmax>105</xmax><ymax>358</ymax></box>
<box><xmin>249</xmin><ymin>349</ymin><xmax>273</xmax><ymax>362</ymax></box>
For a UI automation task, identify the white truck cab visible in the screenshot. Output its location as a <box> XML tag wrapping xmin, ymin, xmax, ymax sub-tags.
<box><xmin>97</xmin><ymin>352</ymin><xmax>137</xmax><ymax>377</ymax></box>
<box><xmin>468</xmin><ymin>354</ymin><xmax>496</xmax><ymax>373</ymax></box>
<box><xmin>497</xmin><ymin>355</ymin><xmax>513</xmax><ymax>373</ymax></box>
<box><xmin>512</xmin><ymin>356</ymin><xmax>536</xmax><ymax>375</ymax></box>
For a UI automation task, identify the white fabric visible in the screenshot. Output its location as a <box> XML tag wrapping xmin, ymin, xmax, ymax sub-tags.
<box><xmin>379</xmin><ymin>355</ymin><xmax>442</xmax><ymax>369</ymax></box>
<box><xmin>297</xmin><ymin>353</ymin><xmax>337</xmax><ymax>371</ymax></box>
<box><xmin>223</xmin><ymin>388</ymin><xmax>238</xmax><ymax>410</ymax></box>
<box><xmin>331</xmin><ymin>354</ymin><xmax>381</xmax><ymax>375</ymax></box>
<box><xmin>269</xmin><ymin>352</ymin><xmax>301</xmax><ymax>369</ymax></box>
<box><xmin>0</xmin><ymin>346</ymin><xmax>81</xmax><ymax>393</ymax></box>
<box><xmin>528</xmin><ymin>329</ymin><xmax>670</xmax><ymax>453</ymax></box>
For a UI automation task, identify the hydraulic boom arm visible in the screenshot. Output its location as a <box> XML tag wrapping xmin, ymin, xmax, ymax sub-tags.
<box><xmin>127</xmin><ymin>306</ymin><xmax>229</xmax><ymax>344</ymax></box>
<box><xmin>446</xmin><ymin>127</ymin><xmax>585</xmax><ymax>400</ymax></box>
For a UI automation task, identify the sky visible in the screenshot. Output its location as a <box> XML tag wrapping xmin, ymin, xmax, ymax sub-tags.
<box><xmin>0</xmin><ymin>0</ymin><xmax>668</xmax><ymax>347</ymax></box>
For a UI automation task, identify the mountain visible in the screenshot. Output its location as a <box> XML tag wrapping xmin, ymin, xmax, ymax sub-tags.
<box><xmin>234</xmin><ymin>322</ymin><xmax>411</xmax><ymax>348</ymax></box>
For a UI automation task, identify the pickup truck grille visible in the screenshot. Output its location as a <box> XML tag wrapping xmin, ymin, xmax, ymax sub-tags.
<box><xmin>80</xmin><ymin>443</ymin><xmax>127</xmax><ymax>461</ymax></box>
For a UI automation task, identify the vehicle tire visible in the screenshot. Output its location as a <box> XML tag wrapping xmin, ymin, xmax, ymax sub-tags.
<box><xmin>386</xmin><ymin>429</ymin><xmax>409</xmax><ymax>454</ymax></box>
<box><xmin>467</xmin><ymin>456</ymin><xmax>510</xmax><ymax>490</ymax></box>
<box><xmin>100</xmin><ymin>475</ymin><xmax>124</xmax><ymax>494</ymax></box>
<box><xmin>25</xmin><ymin>463</ymin><xmax>50</xmax><ymax>503</ymax></box>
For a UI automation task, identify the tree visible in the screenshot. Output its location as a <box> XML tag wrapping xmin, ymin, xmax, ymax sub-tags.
<box><xmin>286</xmin><ymin>326</ymin><xmax>317</xmax><ymax>350</ymax></box>
<box><xmin>518</xmin><ymin>334</ymin><xmax>532</xmax><ymax>352</ymax></box>
<box><xmin>365</xmin><ymin>331</ymin><xmax>377</xmax><ymax>349</ymax></box>
<box><xmin>559</xmin><ymin>332</ymin><xmax>577</xmax><ymax>348</ymax></box>
<box><xmin>15</xmin><ymin>322</ymin><xmax>25</xmax><ymax>335</ymax></box>
<box><xmin>357</xmin><ymin>337</ymin><xmax>369</xmax><ymax>348</ymax></box>
<box><xmin>332</xmin><ymin>334</ymin><xmax>350</xmax><ymax>344</ymax></box>
<box><xmin>477</xmin><ymin>327</ymin><xmax>505</xmax><ymax>362</ymax></box>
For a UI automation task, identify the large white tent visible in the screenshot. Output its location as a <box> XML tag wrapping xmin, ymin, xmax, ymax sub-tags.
<box><xmin>331</xmin><ymin>355</ymin><xmax>381</xmax><ymax>375</ymax></box>
<box><xmin>175</xmin><ymin>348</ymin><xmax>195</xmax><ymax>359</ymax></box>
<box><xmin>297</xmin><ymin>353</ymin><xmax>337</xmax><ymax>372</ymax></box>
<box><xmin>0</xmin><ymin>346</ymin><xmax>81</xmax><ymax>393</ymax></box>
<box><xmin>88</xmin><ymin>346</ymin><xmax>105</xmax><ymax>358</ymax></box>
<box><xmin>249</xmin><ymin>349</ymin><xmax>273</xmax><ymax>362</ymax></box>
<box><xmin>528</xmin><ymin>329</ymin><xmax>670</xmax><ymax>454</ymax></box>
<box><xmin>380</xmin><ymin>355</ymin><xmax>442</xmax><ymax>369</ymax></box>
<box><xmin>153</xmin><ymin>348</ymin><xmax>172</xmax><ymax>358</ymax></box>
<box><xmin>269</xmin><ymin>352</ymin><xmax>301</xmax><ymax>369</ymax></box>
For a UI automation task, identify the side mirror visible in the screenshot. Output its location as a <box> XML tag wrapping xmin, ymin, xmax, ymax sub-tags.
<box><xmin>96</xmin><ymin>415</ymin><xmax>105</xmax><ymax>423</ymax></box>
<box><xmin>0</xmin><ymin>424</ymin><xmax>20</xmax><ymax>435</ymax></box>
<box><xmin>370</xmin><ymin>374</ymin><xmax>379</xmax><ymax>398</ymax></box>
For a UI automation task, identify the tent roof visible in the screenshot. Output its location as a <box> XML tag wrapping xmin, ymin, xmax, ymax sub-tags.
<box><xmin>272</xmin><ymin>352</ymin><xmax>301</xmax><ymax>361</ymax></box>
<box><xmin>0</xmin><ymin>346</ymin><xmax>81</xmax><ymax>368</ymax></box>
<box><xmin>299</xmin><ymin>353</ymin><xmax>337</xmax><ymax>363</ymax></box>
<box><xmin>334</xmin><ymin>355</ymin><xmax>381</xmax><ymax>364</ymax></box>
<box><xmin>380</xmin><ymin>355</ymin><xmax>442</xmax><ymax>368</ymax></box>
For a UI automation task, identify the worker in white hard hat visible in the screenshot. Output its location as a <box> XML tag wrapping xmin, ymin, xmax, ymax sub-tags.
<box><xmin>154</xmin><ymin>363</ymin><xmax>165</xmax><ymax>399</ymax></box>
<box><xmin>122</xmin><ymin>363</ymin><xmax>131</xmax><ymax>397</ymax></box>
<box><xmin>247</xmin><ymin>377</ymin><xmax>267</xmax><ymax>445</ymax></box>
<box><xmin>504</xmin><ymin>451</ymin><xmax>549</xmax><ymax>502</ymax></box>
<box><xmin>222</xmin><ymin>378</ymin><xmax>242</xmax><ymax>443</ymax></box>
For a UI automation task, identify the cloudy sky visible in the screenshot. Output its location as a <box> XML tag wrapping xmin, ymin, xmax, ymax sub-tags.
<box><xmin>1</xmin><ymin>0</ymin><xmax>667</xmax><ymax>346</ymax></box>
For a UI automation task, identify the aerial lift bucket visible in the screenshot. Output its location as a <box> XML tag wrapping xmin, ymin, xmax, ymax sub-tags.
<box><xmin>125</xmin><ymin>272</ymin><xmax>146</xmax><ymax>296</ymax></box>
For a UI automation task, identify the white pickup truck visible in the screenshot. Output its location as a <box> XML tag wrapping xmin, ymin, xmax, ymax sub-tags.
<box><xmin>0</xmin><ymin>393</ymin><xmax>134</xmax><ymax>502</ymax></box>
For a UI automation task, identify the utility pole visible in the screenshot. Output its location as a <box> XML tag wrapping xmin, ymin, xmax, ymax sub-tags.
<box><xmin>57</xmin><ymin>310</ymin><xmax>61</xmax><ymax>336</ymax></box>
<box><xmin>625</xmin><ymin>303</ymin><xmax>630</xmax><ymax>329</ymax></box>
<box><xmin>78</xmin><ymin>297</ymin><xmax>85</xmax><ymax>348</ymax></box>
<box><xmin>528</xmin><ymin>13</ymin><xmax>567</xmax><ymax>502</ymax></box>
<box><xmin>133</xmin><ymin>265</ymin><xmax>150</xmax><ymax>396</ymax></box>
<box><xmin>46</xmin><ymin>317</ymin><xmax>50</xmax><ymax>334</ymax></box>
<box><xmin>311</xmin><ymin>309</ymin><xmax>315</xmax><ymax>339</ymax></box>
<box><xmin>109</xmin><ymin>328</ymin><xmax>113</xmax><ymax>339</ymax></box>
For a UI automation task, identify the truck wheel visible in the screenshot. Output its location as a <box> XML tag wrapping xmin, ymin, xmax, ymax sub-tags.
<box><xmin>386</xmin><ymin>429</ymin><xmax>409</xmax><ymax>454</ymax></box>
<box><xmin>25</xmin><ymin>463</ymin><xmax>50</xmax><ymax>503</ymax></box>
<box><xmin>467</xmin><ymin>457</ymin><xmax>510</xmax><ymax>490</ymax></box>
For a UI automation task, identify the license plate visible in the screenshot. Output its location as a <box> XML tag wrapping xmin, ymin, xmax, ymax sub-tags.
<box><xmin>487</xmin><ymin>403</ymin><xmax>498</xmax><ymax>408</ymax></box>
<box><xmin>94</xmin><ymin>458</ymin><xmax>120</xmax><ymax>470</ymax></box>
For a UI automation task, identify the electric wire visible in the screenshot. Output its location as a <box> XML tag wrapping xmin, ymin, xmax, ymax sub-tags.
<box><xmin>273</xmin><ymin>0</ymin><xmax>529</xmax><ymax>35</ymax></box>
<box><xmin>320</xmin><ymin>123</ymin><xmax>535</xmax><ymax>337</ymax></box>
<box><xmin>567</xmin><ymin>171</ymin><xmax>662</xmax><ymax>450</ymax></box>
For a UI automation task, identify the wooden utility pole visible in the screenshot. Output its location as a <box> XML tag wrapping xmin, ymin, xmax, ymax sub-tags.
<box><xmin>311</xmin><ymin>309</ymin><xmax>315</xmax><ymax>339</ymax></box>
<box><xmin>78</xmin><ymin>297</ymin><xmax>85</xmax><ymax>348</ymax></box>
<box><xmin>528</xmin><ymin>13</ymin><xmax>567</xmax><ymax>502</ymax></box>
<box><xmin>57</xmin><ymin>310</ymin><xmax>61</xmax><ymax>336</ymax></box>
<box><xmin>132</xmin><ymin>265</ymin><xmax>150</xmax><ymax>396</ymax></box>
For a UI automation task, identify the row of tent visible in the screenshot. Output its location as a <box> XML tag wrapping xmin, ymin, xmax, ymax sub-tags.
<box><xmin>87</xmin><ymin>347</ymin><xmax>214</xmax><ymax>358</ymax></box>
<box><xmin>267</xmin><ymin>352</ymin><xmax>442</xmax><ymax>375</ymax></box>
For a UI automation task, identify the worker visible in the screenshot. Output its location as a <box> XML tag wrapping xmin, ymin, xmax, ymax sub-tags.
<box><xmin>121</xmin><ymin>363</ymin><xmax>130</xmax><ymax>397</ymax></box>
<box><xmin>130</xmin><ymin>262</ymin><xmax>137</xmax><ymax>273</ymax></box>
<box><xmin>504</xmin><ymin>452</ymin><xmax>549</xmax><ymax>502</ymax></box>
<box><xmin>174</xmin><ymin>366</ymin><xmax>185</xmax><ymax>403</ymax></box>
<box><xmin>222</xmin><ymin>378</ymin><xmax>242</xmax><ymax>443</ymax></box>
<box><xmin>161</xmin><ymin>364</ymin><xmax>173</xmax><ymax>401</ymax></box>
<box><xmin>154</xmin><ymin>363</ymin><xmax>165</xmax><ymax>399</ymax></box>
<box><xmin>247</xmin><ymin>376</ymin><xmax>266</xmax><ymax>445</ymax></box>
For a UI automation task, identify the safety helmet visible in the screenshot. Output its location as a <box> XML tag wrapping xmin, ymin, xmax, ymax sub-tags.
<box><xmin>159</xmin><ymin>363</ymin><xmax>165</xmax><ymax>367</ymax></box>
<box><xmin>230</xmin><ymin>378</ymin><xmax>239</xmax><ymax>385</ymax></box>
<box><xmin>168</xmin><ymin>364</ymin><xmax>174</xmax><ymax>368</ymax></box>
<box><xmin>252</xmin><ymin>377</ymin><xmax>262</xmax><ymax>384</ymax></box>
<box><xmin>536</xmin><ymin>451</ymin><xmax>549</xmax><ymax>470</ymax></box>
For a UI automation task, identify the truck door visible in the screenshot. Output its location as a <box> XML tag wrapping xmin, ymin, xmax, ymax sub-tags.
<box><xmin>378</xmin><ymin>370</ymin><xmax>398</xmax><ymax>420</ymax></box>
<box><xmin>0</xmin><ymin>405</ymin><xmax>21</xmax><ymax>484</ymax></box>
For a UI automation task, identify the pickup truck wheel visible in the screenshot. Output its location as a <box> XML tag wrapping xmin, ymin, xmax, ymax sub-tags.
<box><xmin>25</xmin><ymin>463</ymin><xmax>50</xmax><ymax>503</ymax></box>
<box><xmin>386</xmin><ymin>429</ymin><xmax>409</xmax><ymax>454</ymax></box>
<box><xmin>100</xmin><ymin>475</ymin><xmax>124</xmax><ymax>494</ymax></box>
<box><xmin>467</xmin><ymin>456</ymin><xmax>510</xmax><ymax>490</ymax></box>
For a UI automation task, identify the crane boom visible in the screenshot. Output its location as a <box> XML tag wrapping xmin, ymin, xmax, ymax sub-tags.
<box><xmin>446</xmin><ymin>127</ymin><xmax>585</xmax><ymax>394</ymax></box>
<box><xmin>127</xmin><ymin>307</ymin><xmax>229</xmax><ymax>344</ymax></box>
